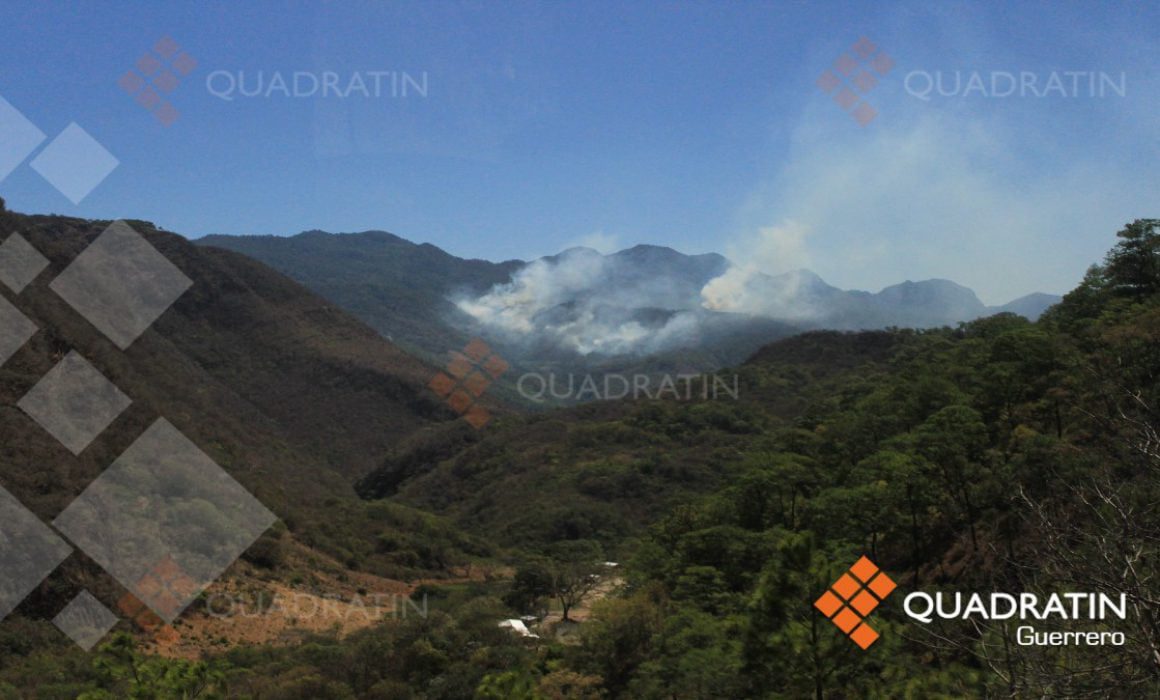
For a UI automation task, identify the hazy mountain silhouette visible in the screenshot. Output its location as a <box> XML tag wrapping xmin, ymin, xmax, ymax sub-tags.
<box><xmin>200</xmin><ymin>231</ymin><xmax>1059</xmax><ymax>370</ymax></box>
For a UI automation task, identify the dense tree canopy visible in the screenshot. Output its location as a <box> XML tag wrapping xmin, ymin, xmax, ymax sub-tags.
<box><xmin>3</xmin><ymin>220</ymin><xmax>1159</xmax><ymax>697</ymax></box>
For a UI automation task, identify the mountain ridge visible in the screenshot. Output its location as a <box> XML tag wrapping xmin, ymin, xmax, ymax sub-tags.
<box><xmin>201</xmin><ymin>231</ymin><xmax>1057</xmax><ymax>317</ymax></box>
<box><xmin>0</xmin><ymin>210</ymin><xmax>497</xmax><ymax>586</ymax></box>
<box><xmin>198</xmin><ymin>230</ymin><xmax>1060</xmax><ymax>372</ymax></box>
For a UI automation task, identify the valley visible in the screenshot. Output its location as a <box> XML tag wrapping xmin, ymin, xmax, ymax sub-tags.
<box><xmin>2</xmin><ymin>198</ymin><xmax>1156</xmax><ymax>697</ymax></box>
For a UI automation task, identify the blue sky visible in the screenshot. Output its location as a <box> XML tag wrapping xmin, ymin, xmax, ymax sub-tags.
<box><xmin>0</xmin><ymin>1</ymin><xmax>1156</xmax><ymax>303</ymax></box>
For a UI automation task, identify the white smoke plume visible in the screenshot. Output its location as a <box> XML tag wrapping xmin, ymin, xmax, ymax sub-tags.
<box><xmin>455</xmin><ymin>248</ymin><xmax>705</xmax><ymax>355</ymax></box>
<box><xmin>700</xmin><ymin>221</ymin><xmax>818</xmax><ymax>319</ymax></box>
<box><xmin>455</xmin><ymin>249</ymin><xmax>606</xmax><ymax>336</ymax></box>
<box><xmin>456</xmin><ymin>222</ymin><xmax>820</xmax><ymax>356</ymax></box>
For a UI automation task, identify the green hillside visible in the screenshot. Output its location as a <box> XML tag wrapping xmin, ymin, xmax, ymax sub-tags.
<box><xmin>362</xmin><ymin>218</ymin><xmax>1160</xmax><ymax>697</ymax></box>
<box><xmin>0</xmin><ymin>205</ymin><xmax>498</xmax><ymax>594</ymax></box>
<box><xmin>198</xmin><ymin>230</ymin><xmax>523</xmax><ymax>364</ymax></box>
<box><xmin>2</xmin><ymin>215</ymin><xmax>1158</xmax><ymax>698</ymax></box>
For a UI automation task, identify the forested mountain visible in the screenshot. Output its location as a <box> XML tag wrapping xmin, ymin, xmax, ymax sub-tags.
<box><xmin>197</xmin><ymin>230</ymin><xmax>524</xmax><ymax>363</ymax></box>
<box><xmin>366</xmin><ymin>219</ymin><xmax>1159</xmax><ymax>697</ymax></box>
<box><xmin>0</xmin><ymin>204</ymin><xmax>497</xmax><ymax>605</ymax></box>
<box><xmin>2</xmin><ymin>212</ymin><xmax>1155</xmax><ymax>698</ymax></box>
<box><xmin>199</xmin><ymin>231</ymin><xmax>1061</xmax><ymax>375</ymax></box>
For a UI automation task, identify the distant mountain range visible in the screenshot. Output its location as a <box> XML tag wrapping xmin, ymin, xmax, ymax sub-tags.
<box><xmin>199</xmin><ymin>230</ymin><xmax>1060</xmax><ymax>372</ymax></box>
<box><xmin>199</xmin><ymin>230</ymin><xmax>519</xmax><ymax>363</ymax></box>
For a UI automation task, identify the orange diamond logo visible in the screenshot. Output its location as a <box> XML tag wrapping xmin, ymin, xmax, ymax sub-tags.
<box><xmin>832</xmin><ymin>573</ymin><xmax>860</xmax><ymax>599</ymax></box>
<box><xmin>814</xmin><ymin>590</ymin><xmax>843</xmax><ymax>618</ymax></box>
<box><xmin>463</xmin><ymin>405</ymin><xmax>492</xmax><ymax>430</ymax></box>
<box><xmin>849</xmin><ymin>555</ymin><xmax>878</xmax><ymax>582</ymax></box>
<box><xmin>868</xmin><ymin>572</ymin><xmax>897</xmax><ymax>599</ymax></box>
<box><xmin>428</xmin><ymin>372</ymin><xmax>456</xmax><ymax>398</ymax></box>
<box><xmin>426</xmin><ymin>339</ymin><xmax>509</xmax><ymax>429</ymax></box>
<box><xmin>850</xmin><ymin>590</ymin><xmax>880</xmax><ymax>616</ymax></box>
<box><xmin>462</xmin><ymin>371</ymin><xmax>491</xmax><ymax>397</ymax></box>
<box><xmin>814</xmin><ymin>556</ymin><xmax>896</xmax><ymax>649</ymax></box>
<box><xmin>849</xmin><ymin>623</ymin><xmax>879</xmax><ymax>650</ymax></box>
<box><xmin>482</xmin><ymin>354</ymin><xmax>509</xmax><ymax>379</ymax></box>
<box><xmin>832</xmin><ymin>607</ymin><xmax>861</xmax><ymax>633</ymax></box>
<box><xmin>446</xmin><ymin>353</ymin><xmax>473</xmax><ymax>379</ymax></box>
<box><xmin>463</xmin><ymin>338</ymin><xmax>491</xmax><ymax>362</ymax></box>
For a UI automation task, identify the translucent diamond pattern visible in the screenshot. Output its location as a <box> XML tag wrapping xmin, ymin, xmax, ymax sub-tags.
<box><xmin>17</xmin><ymin>351</ymin><xmax>132</xmax><ymax>455</ymax></box>
<box><xmin>0</xmin><ymin>96</ymin><xmax>46</xmax><ymax>181</ymax></box>
<box><xmin>49</xmin><ymin>220</ymin><xmax>192</xmax><ymax>350</ymax></box>
<box><xmin>0</xmin><ymin>485</ymin><xmax>73</xmax><ymax>621</ymax></box>
<box><xmin>0</xmin><ymin>294</ymin><xmax>37</xmax><ymax>366</ymax></box>
<box><xmin>53</xmin><ymin>590</ymin><xmax>118</xmax><ymax>651</ymax></box>
<box><xmin>28</xmin><ymin>123</ymin><xmax>119</xmax><ymax>205</ymax></box>
<box><xmin>118</xmin><ymin>37</ymin><xmax>197</xmax><ymax>127</ymax></box>
<box><xmin>0</xmin><ymin>233</ymin><xmax>51</xmax><ymax>293</ymax></box>
<box><xmin>427</xmin><ymin>338</ymin><xmax>508</xmax><ymax>429</ymax></box>
<box><xmin>815</xmin><ymin>37</ymin><xmax>894</xmax><ymax>126</ymax></box>
<box><xmin>0</xmin><ymin>211</ymin><xmax>275</xmax><ymax>645</ymax></box>
<box><xmin>53</xmin><ymin>418</ymin><xmax>276</xmax><ymax>623</ymax></box>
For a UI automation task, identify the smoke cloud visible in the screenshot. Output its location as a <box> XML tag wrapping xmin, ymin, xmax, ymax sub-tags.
<box><xmin>700</xmin><ymin>221</ymin><xmax>818</xmax><ymax>319</ymax></box>
<box><xmin>455</xmin><ymin>248</ymin><xmax>708</xmax><ymax>355</ymax></box>
<box><xmin>455</xmin><ymin>222</ymin><xmax>821</xmax><ymax>357</ymax></box>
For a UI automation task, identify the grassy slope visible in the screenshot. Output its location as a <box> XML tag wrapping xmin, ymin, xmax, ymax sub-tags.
<box><xmin>0</xmin><ymin>212</ymin><xmax>501</xmax><ymax>603</ymax></box>
<box><xmin>198</xmin><ymin>230</ymin><xmax>523</xmax><ymax>363</ymax></box>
